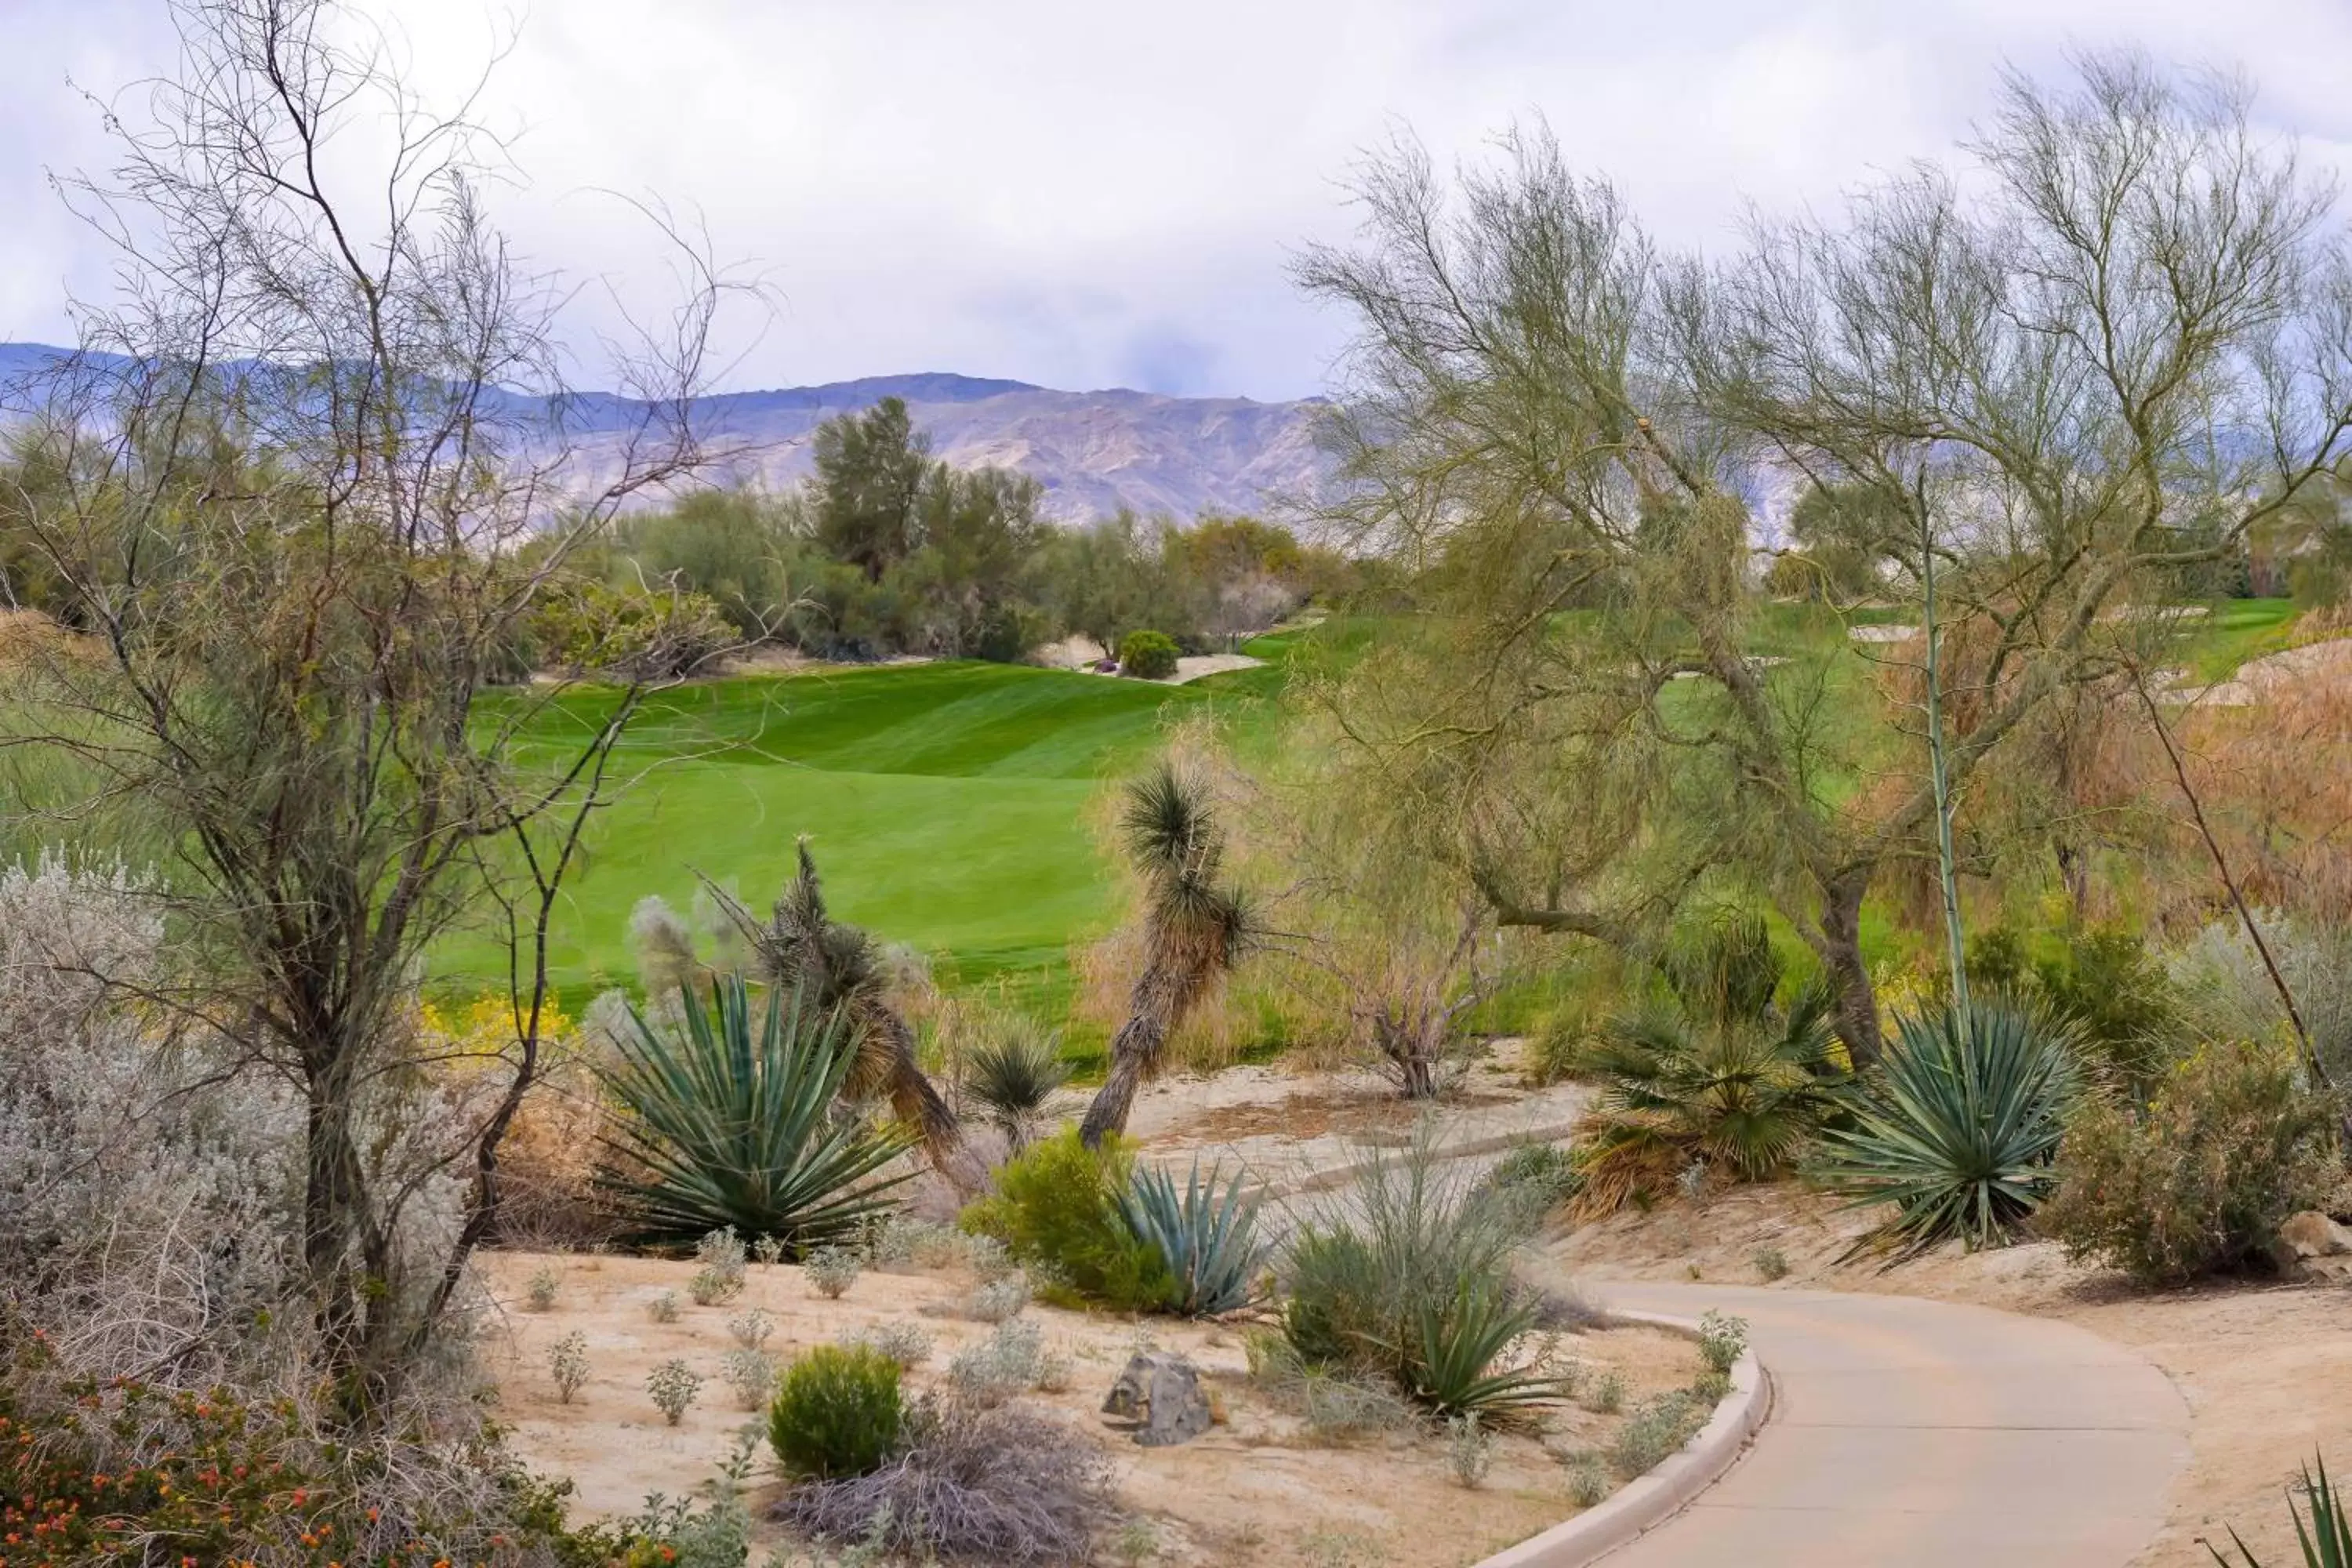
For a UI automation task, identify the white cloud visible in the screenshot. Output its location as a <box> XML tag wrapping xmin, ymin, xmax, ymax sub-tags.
<box><xmin>3</xmin><ymin>0</ymin><xmax>2350</xmax><ymax>399</ymax></box>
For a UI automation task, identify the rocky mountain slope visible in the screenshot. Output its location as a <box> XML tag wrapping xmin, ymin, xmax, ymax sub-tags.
<box><xmin>0</xmin><ymin>345</ymin><xmax>1330</xmax><ymax>522</ymax></box>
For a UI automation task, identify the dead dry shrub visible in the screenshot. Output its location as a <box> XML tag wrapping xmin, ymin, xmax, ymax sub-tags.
<box><xmin>771</xmin><ymin>1392</ymin><xmax>1114</xmax><ymax>1565</ymax></box>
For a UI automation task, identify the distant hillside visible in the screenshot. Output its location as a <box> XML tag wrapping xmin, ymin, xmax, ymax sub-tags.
<box><xmin>0</xmin><ymin>344</ymin><xmax>1332</xmax><ymax>523</ymax></box>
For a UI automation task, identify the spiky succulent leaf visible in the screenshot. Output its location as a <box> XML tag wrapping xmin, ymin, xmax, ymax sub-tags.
<box><xmin>1410</xmin><ymin>1283</ymin><xmax>1567</xmax><ymax>1421</ymax></box>
<box><xmin>1113</xmin><ymin>1157</ymin><xmax>1271</xmax><ymax>1316</ymax></box>
<box><xmin>1811</xmin><ymin>999</ymin><xmax>2078</xmax><ymax>1258</ymax></box>
<box><xmin>599</xmin><ymin>976</ymin><xmax>915</xmax><ymax>1250</ymax></box>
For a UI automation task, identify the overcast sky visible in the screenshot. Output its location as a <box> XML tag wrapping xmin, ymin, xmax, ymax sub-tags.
<box><xmin>5</xmin><ymin>0</ymin><xmax>2352</xmax><ymax>402</ymax></box>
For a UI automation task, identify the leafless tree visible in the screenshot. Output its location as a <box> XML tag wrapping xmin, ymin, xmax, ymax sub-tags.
<box><xmin>0</xmin><ymin>0</ymin><xmax>754</xmax><ymax>1402</ymax></box>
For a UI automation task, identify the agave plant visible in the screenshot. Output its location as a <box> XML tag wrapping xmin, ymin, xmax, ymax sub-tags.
<box><xmin>1113</xmin><ymin>1157</ymin><xmax>1270</xmax><ymax>1316</ymax></box>
<box><xmin>1410</xmin><ymin>1283</ymin><xmax>1567</xmax><ymax>1422</ymax></box>
<box><xmin>1810</xmin><ymin>999</ymin><xmax>2078</xmax><ymax>1258</ymax></box>
<box><xmin>599</xmin><ymin>975</ymin><xmax>916</xmax><ymax>1250</ymax></box>
<box><xmin>963</xmin><ymin>1014</ymin><xmax>1073</xmax><ymax>1153</ymax></box>
<box><xmin>2206</xmin><ymin>1452</ymin><xmax>2352</xmax><ymax>1566</ymax></box>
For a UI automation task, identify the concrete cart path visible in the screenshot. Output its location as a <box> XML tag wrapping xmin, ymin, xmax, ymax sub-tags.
<box><xmin>1556</xmin><ymin>1278</ymin><xmax>2191</xmax><ymax>1567</ymax></box>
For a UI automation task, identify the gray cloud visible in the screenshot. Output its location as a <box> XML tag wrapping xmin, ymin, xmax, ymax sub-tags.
<box><xmin>3</xmin><ymin>0</ymin><xmax>2350</xmax><ymax>400</ymax></box>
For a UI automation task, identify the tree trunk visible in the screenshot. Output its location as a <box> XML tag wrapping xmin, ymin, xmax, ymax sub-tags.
<box><xmin>1081</xmin><ymin>967</ymin><xmax>1183</xmax><ymax>1149</ymax></box>
<box><xmin>1817</xmin><ymin>878</ymin><xmax>1882</xmax><ymax>1069</ymax></box>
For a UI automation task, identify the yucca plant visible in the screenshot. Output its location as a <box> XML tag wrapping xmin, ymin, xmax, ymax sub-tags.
<box><xmin>1080</xmin><ymin>762</ymin><xmax>1255</xmax><ymax>1147</ymax></box>
<box><xmin>599</xmin><ymin>976</ymin><xmax>916</xmax><ymax>1250</ymax></box>
<box><xmin>1113</xmin><ymin>1158</ymin><xmax>1271</xmax><ymax>1316</ymax></box>
<box><xmin>1410</xmin><ymin>1283</ymin><xmax>1566</xmax><ymax>1422</ymax></box>
<box><xmin>1810</xmin><ymin>999</ymin><xmax>2078</xmax><ymax>1258</ymax></box>
<box><xmin>963</xmin><ymin>1014</ymin><xmax>1073</xmax><ymax>1153</ymax></box>
<box><xmin>2206</xmin><ymin>1453</ymin><xmax>2352</xmax><ymax>1566</ymax></box>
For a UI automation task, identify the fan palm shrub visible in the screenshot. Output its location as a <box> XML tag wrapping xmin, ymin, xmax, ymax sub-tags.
<box><xmin>1570</xmin><ymin>914</ymin><xmax>1845</xmax><ymax>1215</ymax></box>
<box><xmin>1080</xmin><ymin>762</ymin><xmax>1254</xmax><ymax>1147</ymax></box>
<box><xmin>962</xmin><ymin>1013</ymin><xmax>1072</xmax><ymax>1153</ymax></box>
<box><xmin>1112</xmin><ymin>1158</ymin><xmax>1271</xmax><ymax>1316</ymax></box>
<box><xmin>599</xmin><ymin>977</ymin><xmax>916</xmax><ymax>1250</ymax></box>
<box><xmin>1810</xmin><ymin>999</ymin><xmax>2078</xmax><ymax>1258</ymax></box>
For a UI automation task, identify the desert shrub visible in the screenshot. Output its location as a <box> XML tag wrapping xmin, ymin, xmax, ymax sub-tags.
<box><xmin>772</xmin><ymin>1393</ymin><xmax>1115</xmax><ymax>1565</ymax></box>
<box><xmin>1971</xmin><ymin>923</ymin><xmax>2182</xmax><ymax>1089</ymax></box>
<box><xmin>0</xmin><ymin>1348</ymin><xmax>601</xmax><ymax>1568</ymax></box>
<box><xmin>1112</xmin><ymin>1157</ymin><xmax>1270</xmax><ymax>1316</ymax></box>
<box><xmin>525</xmin><ymin>1265</ymin><xmax>561</xmax><ymax>1311</ymax></box>
<box><xmin>1564</xmin><ymin>1453</ymin><xmax>1611</xmax><ymax>1507</ymax></box>
<box><xmin>964</xmin><ymin>1273</ymin><xmax>1033</xmax><ymax>1323</ymax></box>
<box><xmin>1243</xmin><ymin>1331</ymin><xmax>1419</xmax><ymax>1440</ymax></box>
<box><xmin>722</xmin><ymin>1347</ymin><xmax>778</xmax><ymax>1412</ymax></box>
<box><xmin>550</xmin><ymin>1331</ymin><xmax>591</xmax><ymax>1403</ymax></box>
<box><xmin>1280</xmin><ymin>1131</ymin><xmax>1561</xmax><ymax>1420</ymax></box>
<box><xmin>1812</xmin><ymin>1000</ymin><xmax>2079</xmax><ymax>1257</ymax></box>
<box><xmin>1476</xmin><ymin>1139</ymin><xmax>1584</xmax><ymax>1225</ymax></box>
<box><xmin>1752</xmin><ymin>1245</ymin><xmax>1790</xmax><ymax>1282</ymax></box>
<box><xmin>648</xmin><ymin>1359</ymin><xmax>702</xmax><ymax>1425</ymax></box>
<box><xmin>768</xmin><ymin>1345</ymin><xmax>906</xmax><ymax>1479</ymax></box>
<box><xmin>753</xmin><ymin>1235</ymin><xmax>786</xmax><ymax>1268</ymax></box>
<box><xmin>1117</xmin><ymin>629</ymin><xmax>1181</xmax><ymax>680</ymax></box>
<box><xmin>2172</xmin><ymin>914</ymin><xmax>2352</xmax><ymax>1086</ymax></box>
<box><xmin>648</xmin><ymin>1289</ymin><xmax>681</xmax><ymax>1323</ymax></box>
<box><xmin>806</xmin><ymin>1245</ymin><xmax>863</xmax><ymax>1299</ymax></box>
<box><xmin>962</xmin><ymin>1232</ymin><xmax>1017</xmax><ymax>1281</ymax></box>
<box><xmin>1696</xmin><ymin>1310</ymin><xmax>1748</xmax><ymax>1374</ymax></box>
<box><xmin>689</xmin><ymin>1227</ymin><xmax>749</xmax><ymax>1305</ymax></box>
<box><xmin>1447</xmin><ymin>1414</ymin><xmax>1494</xmax><ymax>1487</ymax></box>
<box><xmin>960</xmin><ymin>1128</ymin><xmax>1176</xmax><ymax>1311</ymax></box>
<box><xmin>728</xmin><ymin>1307</ymin><xmax>775</xmax><ymax>1352</ymax></box>
<box><xmin>961</xmin><ymin>1012</ymin><xmax>1072</xmax><ymax>1153</ymax></box>
<box><xmin>1693</xmin><ymin>1367</ymin><xmax>1732</xmax><ymax>1401</ymax></box>
<box><xmin>946</xmin><ymin>1319</ymin><xmax>1069</xmax><ymax>1407</ymax></box>
<box><xmin>841</xmin><ymin>1319</ymin><xmax>935</xmax><ymax>1370</ymax></box>
<box><xmin>1610</xmin><ymin>1391</ymin><xmax>1703</xmax><ymax>1478</ymax></box>
<box><xmin>1584</xmin><ymin>1370</ymin><xmax>1625</xmax><ymax>1414</ymax></box>
<box><xmin>598</xmin><ymin>977</ymin><xmax>916</xmax><ymax>1250</ymax></box>
<box><xmin>2041</xmin><ymin>1039</ymin><xmax>2338</xmax><ymax>1284</ymax></box>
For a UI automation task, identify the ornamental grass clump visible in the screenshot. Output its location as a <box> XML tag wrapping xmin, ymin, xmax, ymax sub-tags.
<box><xmin>1279</xmin><ymin>1128</ymin><xmax>1566</xmax><ymax>1423</ymax></box>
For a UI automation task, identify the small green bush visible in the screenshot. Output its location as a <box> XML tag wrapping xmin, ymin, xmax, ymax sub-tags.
<box><xmin>960</xmin><ymin>1127</ymin><xmax>1176</xmax><ymax>1311</ymax></box>
<box><xmin>768</xmin><ymin>1345</ymin><xmax>906</xmax><ymax>1479</ymax></box>
<box><xmin>2042</xmin><ymin>1039</ymin><xmax>2337</xmax><ymax>1285</ymax></box>
<box><xmin>1610</xmin><ymin>1391</ymin><xmax>1702</xmax><ymax>1477</ymax></box>
<box><xmin>1117</xmin><ymin>629</ymin><xmax>1181</xmax><ymax>680</ymax></box>
<box><xmin>1479</xmin><ymin>1139</ymin><xmax>1583</xmax><ymax>1225</ymax></box>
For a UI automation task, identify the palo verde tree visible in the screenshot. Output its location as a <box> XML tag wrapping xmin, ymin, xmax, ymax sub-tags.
<box><xmin>1298</xmin><ymin>56</ymin><xmax>2352</xmax><ymax>1065</ymax></box>
<box><xmin>0</xmin><ymin>0</ymin><xmax>750</xmax><ymax>1403</ymax></box>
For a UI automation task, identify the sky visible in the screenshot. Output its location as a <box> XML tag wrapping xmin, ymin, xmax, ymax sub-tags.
<box><xmin>5</xmin><ymin>0</ymin><xmax>2352</xmax><ymax>403</ymax></box>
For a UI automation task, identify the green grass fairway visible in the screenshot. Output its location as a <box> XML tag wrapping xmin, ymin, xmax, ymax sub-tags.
<box><xmin>432</xmin><ymin>658</ymin><xmax>1282</xmax><ymax>1011</ymax></box>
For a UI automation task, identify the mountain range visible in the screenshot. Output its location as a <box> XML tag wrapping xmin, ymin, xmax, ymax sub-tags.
<box><xmin>0</xmin><ymin>344</ymin><xmax>1332</xmax><ymax>523</ymax></box>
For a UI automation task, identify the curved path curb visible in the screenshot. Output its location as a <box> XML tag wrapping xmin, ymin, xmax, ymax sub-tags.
<box><xmin>1544</xmin><ymin>1279</ymin><xmax>2191</xmax><ymax>1567</ymax></box>
<box><xmin>1474</xmin><ymin>1311</ymin><xmax>1771</xmax><ymax>1568</ymax></box>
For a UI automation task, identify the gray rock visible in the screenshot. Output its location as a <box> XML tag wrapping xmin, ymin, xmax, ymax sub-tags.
<box><xmin>1101</xmin><ymin>1350</ymin><xmax>1214</xmax><ymax>1447</ymax></box>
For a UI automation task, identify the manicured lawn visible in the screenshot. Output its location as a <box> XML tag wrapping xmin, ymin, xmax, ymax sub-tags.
<box><xmin>432</xmin><ymin>657</ymin><xmax>1285</xmax><ymax>1011</ymax></box>
<box><xmin>2180</xmin><ymin>597</ymin><xmax>2302</xmax><ymax>681</ymax></box>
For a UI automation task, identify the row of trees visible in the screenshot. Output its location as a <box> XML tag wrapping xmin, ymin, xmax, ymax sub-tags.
<box><xmin>553</xmin><ymin>399</ymin><xmax>1359</xmax><ymax>667</ymax></box>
